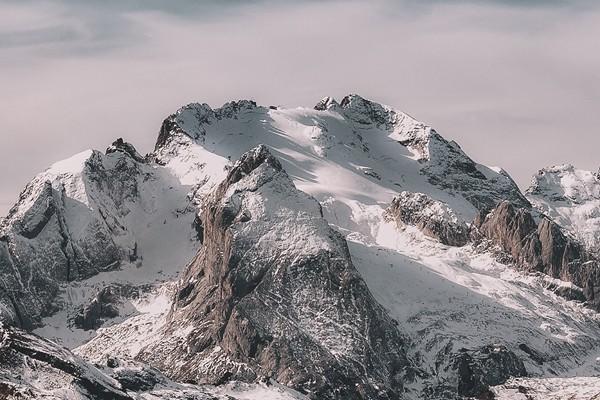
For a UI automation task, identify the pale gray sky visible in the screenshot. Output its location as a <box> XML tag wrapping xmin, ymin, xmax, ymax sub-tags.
<box><xmin>1</xmin><ymin>0</ymin><xmax>599</xmax><ymax>215</ymax></box>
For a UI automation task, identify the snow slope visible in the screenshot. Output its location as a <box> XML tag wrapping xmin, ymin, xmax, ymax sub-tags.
<box><xmin>154</xmin><ymin>95</ymin><xmax>527</xmax><ymax>224</ymax></box>
<box><xmin>527</xmin><ymin>164</ymin><xmax>600</xmax><ymax>255</ymax></box>
<box><xmin>0</xmin><ymin>140</ymin><xmax>200</xmax><ymax>342</ymax></box>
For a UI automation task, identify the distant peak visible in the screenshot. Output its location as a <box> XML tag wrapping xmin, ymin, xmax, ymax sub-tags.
<box><xmin>155</xmin><ymin>100</ymin><xmax>260</xmax><ymax>152</ymax></box>
<box><xmin>314</xmin><ymin>94</ymin><xmax>384</xmax><ymax>115</ymax></box>
<box><xmin>527</xmin><ymin>164</ymin><xmax>600</xmax><ymax>202</ymax></box>
<box><xmin>106</xmin><ymin>138</ymin><xmax>145</xmax><ymax>163</ymax></box>
<box><xmin>314</xmin><ymin>96</ymin><xmax>339</xmax><ymax>111</ymax></box>
<box><xmin>321</xmin><ymin>94</ymin><xmax>398</xmax><ymax>128</ymax></box>
<box><xmin>339</xmin><ymin>93</ymin><xmax>370</xmax><ymax>108</ymax></box>
<box><xmin>217</xmin><ymin>99</ymin><xmax>257</xmax><ymax>118</ymax></box>
<box><xmin>535</xmin><ymin>164</ymin><xmax>577</xmax><ymax>176</ymax></box>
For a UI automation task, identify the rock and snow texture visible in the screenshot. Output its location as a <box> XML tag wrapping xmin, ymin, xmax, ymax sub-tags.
<box><xmin>0</xmin><ymin>138</ymin><xmax>199</xmax><ymax>332</ymax></box>
<box><xmin>474</xmin><ymin>201</ymin><xmax>600</xmax><ymax>308</ymax></box>
<box><xmin>1</xmin><ymin>94</ymin><xmax>600</xmax><ymax>399</ymax></box>
<box><xmin>139</xmin><ymin>146</ymin><xmax>412</xmax><ymax>400</ymax></box>
<box><xmin>493</xmin><ymin>376</ymin><xmax>600</xmax><ymax>399</ymax></box>
<box><xmin>0</xmin><ymin>323</ymin><xmax>304</xmax><ymax>400</ymax></box>
<box><xmin>384</xmin><ymin>191</ymin><xmax>470</xmax><ymax>247</ymax></box>
<box><xmin>153</xmin><ymin>94</ymin><xmax>527</xmax><ymax>223</ymax></box>
<box><xmin>527</xmin><ymin>164</ymin><xmax>600</xmax><ymax>256</ymax></box>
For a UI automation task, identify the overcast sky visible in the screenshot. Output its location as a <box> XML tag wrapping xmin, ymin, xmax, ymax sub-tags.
<box><xmin>1</xmin><ymin>0</ymin><xmax>598</xmax><ymax>215</ymax></box>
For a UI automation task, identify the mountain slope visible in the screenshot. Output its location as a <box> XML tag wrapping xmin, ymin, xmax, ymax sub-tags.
<box><xmin>0</xmin><ymin>139</ymin><xmax>199</xmax><ymax>334</ymax></box>
<box><xmin>527</xmin><ymin>164</ymin><xmax>600</xmax><ymax>255</ymax></box>
<box><xmin>0</xmin><ymin>323</ymin><xmax>304</xmax><ymax>400</ymax></box>
<box><xmin>1</xmin><ymin>94</ymin><xmax>600</xmax><ymax>399</ymax></box>
<box><xmin>139</xmin><ymin>145</ymin><xmax>412</xmax><ymax>400</ymax></box>
<box><xmin>153</xmin><ymin>95</ymin><xmax>528</xmax><ymax>228</ymax></box>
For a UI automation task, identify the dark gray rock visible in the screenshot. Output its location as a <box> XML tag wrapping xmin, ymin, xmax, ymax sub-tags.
<box><xmin>112</xmin><ymin>365</ymin><xmax>164</xmax><ymax>392</ymax></box>
<box><xmin>139</xmin><ymin>145</ymin><xmax>413</xmax><ymax>400</ymax></box>
<box><xmin>73</xmin><ymin>286</ymin><xmax>121</xmax><ymax>330</ymax></box>
<box><xmin>0</xmin><ymin>325</ymin><xmax>132</xmax><ymax>399</ymax></box>
<box><xmin>106</xmin><ymin>138</ymin><xmax>146</xmax><ymax>163</ymax></box>
<box><xmin>475</xmin><ymin>201</ymin><xmax>600</xmax><ymax>308</ymax></box>
<box><xmin>385</xmin><ymin>191</ymin><xmax>470</xmax><ymax>247</ymax></box>
<box><xmin>448</xmin><ymin>345</ymin><xmax>526</xmax><ymax>399</ymax></box>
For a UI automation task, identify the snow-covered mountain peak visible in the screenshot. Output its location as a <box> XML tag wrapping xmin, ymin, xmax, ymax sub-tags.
<box><xmin>528</xmin><ymin>164</ymin><xmax>600</xmax><ymax>203</ymax></box>
<box><xmin>137</xmin><ymin>145</ymin><xmax>411</xmax><ymax>399</ymax></box>
<box><xmin>337</xmin><ymin>93</ymin><xmax>399</xmax><ymax>128</ymax></box>
<box><xmin>0</xmin><ymin>139</ymin><xmax>199</xmax><ymax>328</ymax></box>
<box><xmin>314</xmin><ymin>94</ymin><xmax>430</xmax><ymax>146</ymax></box>
<box><xmin>313</xmin><ymin>95</ymin><xmax>339</xmax><ymax>111</ymax></box>
<box><xmin>527</xmin><ymin>164</ymin><xmax>600</xmax><ymax>254</ymax></box>
<box><xmin>224</xmin><ymin>143</ymin><xmax>283</xmax><ymax>187</ymax></box>
<box><xmin>3</xmin><ymin>149</ymin><xmax>95</xmax><ymax>222</ymax></box>
<box><xmin>150</xmin><ymin>95</ymin><xmax>529</xmax><ymax>225</ymax></box>
<box><xmin>156</xmin><ymin>100</ymin><xmax>260</xmax><ymax>149</ymax></box>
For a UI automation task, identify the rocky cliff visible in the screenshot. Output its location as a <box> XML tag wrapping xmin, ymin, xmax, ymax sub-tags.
<box><xmin>139</xmin><ymin>146</ymin><xmax>413</xmax><ymax>400</ymax></box>
<box><xmin>475</xmin><ymin>201</ymin><xmax>600</xmax><ymax>307</ymax></box>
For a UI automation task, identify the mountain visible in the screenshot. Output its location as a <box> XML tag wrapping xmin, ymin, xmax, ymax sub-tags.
<box><xmin>527</xmin><ymin>164</ymin><xmax>600</xmax><ymax>256</ymax></box>
<box><xmin>0</xmin><ymin>139</ymin><xmax>198</xmax><ymax>333</ymax></box>
<box><xmin>139</xmin><ymin>145</ymin><xmax>412</xmax><ymax>400</ymax></box>
<box><xmin>1</xmin><ymin>94</ymin><xmax>600</xmax><ymax>399</ymax></box>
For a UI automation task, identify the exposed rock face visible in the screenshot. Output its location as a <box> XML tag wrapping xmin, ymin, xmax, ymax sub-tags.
<box><xmin>314</xmin><ymin>96</ymin><xmax>339</xmax><ymax>111</ymax></box>
<box><xmin>72</xmin><ymin>283</ymin><xmax>153</xmax><ymax>331</ymax></box>
<box><xmin>106</xmin><ymin>138</ymin><xmax>146</xmax><ymax>163</ymax></box>
<box><xmin>420</xmin><ymin>141</ymin><xmax>530</xmax><ymax>213</ymax></box>
<box><xmin>0</xmin><ymin>142</ymin><xmax>196</xmax><ymax>329</ymax></box>
<box><xmin>0</xmin><ymin>324</ymin><xmax>132</xmax><ymax>399</ymax></box>
<box><xmin>475</xmin><ymin>201</ymin><xmax>600</xmax><ymax>307</ymax></box>
<box><xmin>112</xmin><ymin>364</ymin><xmax>163</xmax><ymax>392</ymax></box>
<box><xmin>0</xmin><ymin>156</ymin><xmax>124</xmax><ymax>328</ymax></box>
<box><xmin>0</xmin><ymin>325</ymin><xmax>235</xmax><ymax>399</ymax></box>
<box><xmin>73</xmin><ymin>286</ymin><xmax>121</xmax><ymax>330</ymax></box>
<box><xmin>447</xmin><ymin>346</ymin><xmax>526</xmax><ymax>399</ymax></box>
<box><xmin>527</xmin><ymin>164</ymin><xmax>600</xmax><ymax>256</ymax></box>
<box><xmin>139</xmin><ymin>145</ymin><xmax>412</xmax><ymax>400</ymax></box>
<box><xmin>385</xmin><ymin>191</ymin><xmax>470</xmax><ymax>246</ymax></box>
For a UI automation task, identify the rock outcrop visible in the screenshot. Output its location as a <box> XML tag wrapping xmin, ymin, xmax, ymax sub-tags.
<box><xmin>527</xmin><ymin>164</ymin><xmax>600</xmax><ymax>256</ymax></box>
<box><xmin>385</xmin><ymin>191</ymin><xmax>470</xmax><ymax>246</ymax></box>
<box><xmin>475</xmin><ymin>201</ymin><xmax>600</xmax><ymax>307</ymax></box>
<box><xmin>106</xmin><ymin>138</ymin><xmax>146</xmax><ymax>163</ymax></box>
<box><xmin>0</xmin><ymin>142</ymin><xmax>197</xmax><ymax>328</ymax></box>
<box><xmin>0</xmin><ymin>155</ymin><xmax>124</xmax><ymax>328</ymax></box>
<box><xmin>0</xmin><ymin>324</ymin><xmax>245</xmax><ymax>399</ymax></box>
<box><xmin>139</xmin><ymin>145</ymin><xmax>412</xmax><ymax>400</ymax></box>
<box><xmin>0</xmin><ymin>324</ymin><xmax>132</xmax><ymax>399</ymax></box>
<box><xmin>446</xmin><ymin>346</ymin><xmax>526</xmax><ymax>399</ymax></box>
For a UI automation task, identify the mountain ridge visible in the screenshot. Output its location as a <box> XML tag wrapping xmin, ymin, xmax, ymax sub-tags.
<box><xmin>1</xmin><ymin>94</ymin><xmax>600</xmax><ymax>399</ymax></box>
